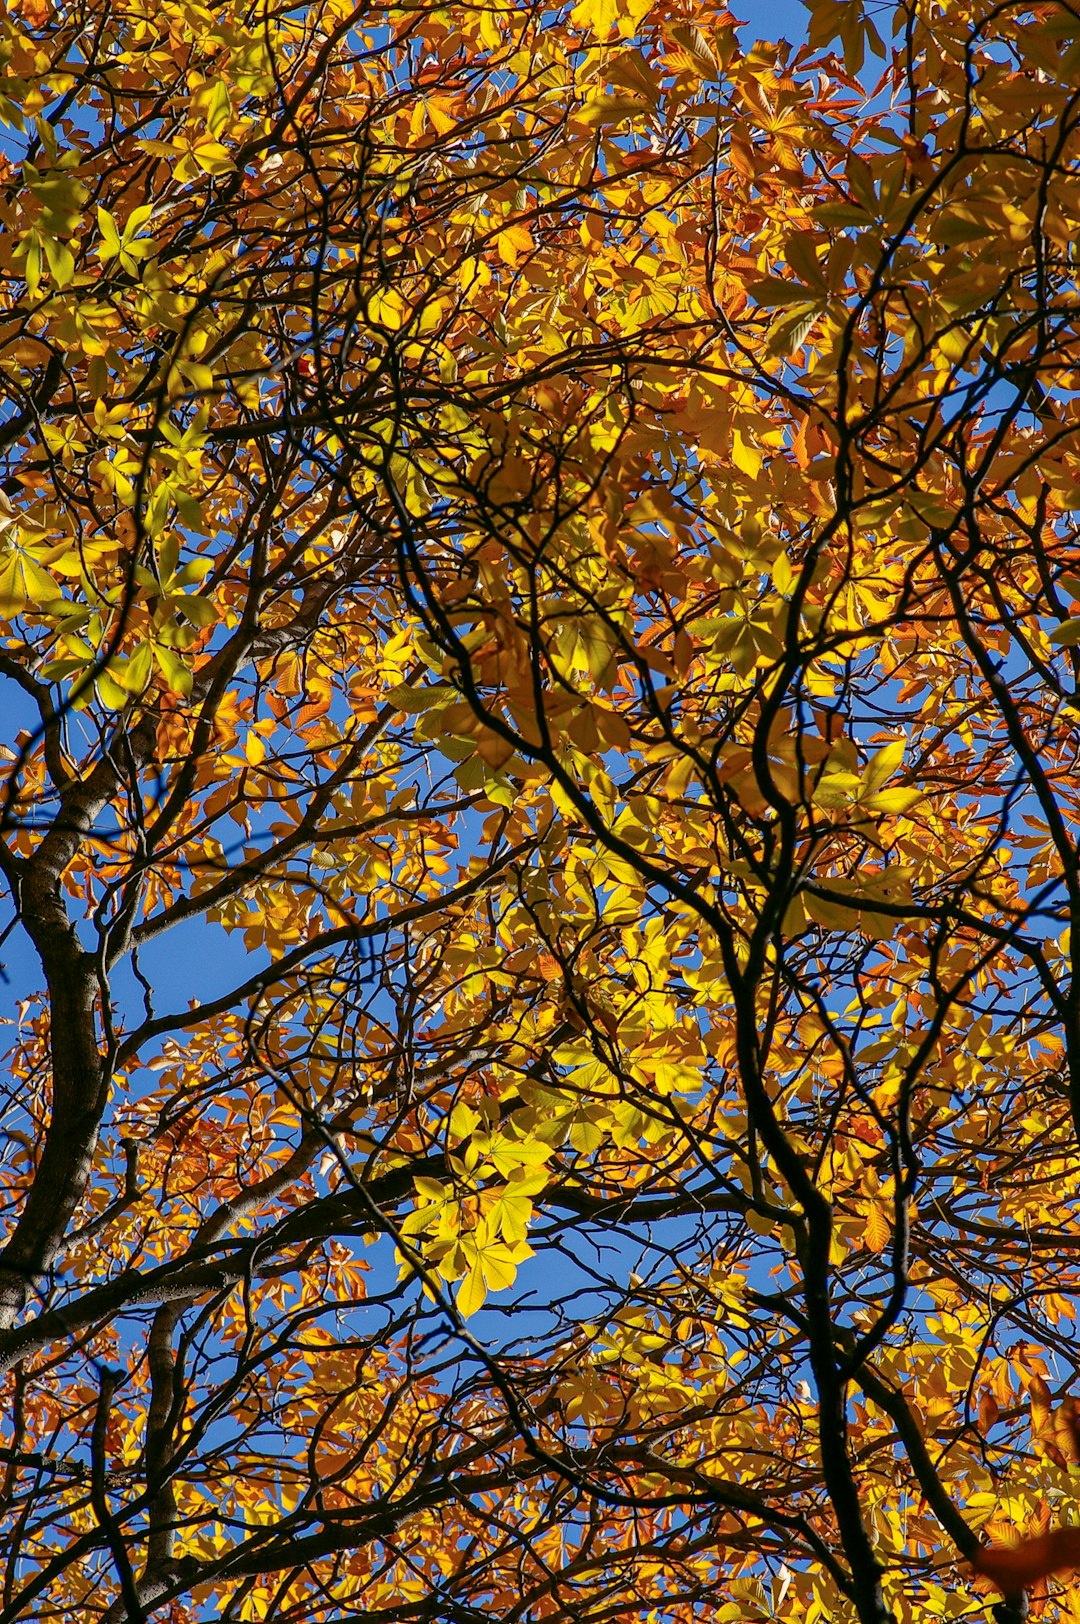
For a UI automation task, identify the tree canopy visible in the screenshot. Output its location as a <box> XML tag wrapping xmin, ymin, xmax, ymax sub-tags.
<box><xmin>2</xmin><ymin>0</ymin><xmax>1080</xmax><ymax>1620</ymax></box>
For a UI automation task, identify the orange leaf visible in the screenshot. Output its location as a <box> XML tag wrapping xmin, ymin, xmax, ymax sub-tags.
<box><xmin>974</xmin><ymin>1528</ymin><xmax>1080</xmax><ymax>1593</ymax></box>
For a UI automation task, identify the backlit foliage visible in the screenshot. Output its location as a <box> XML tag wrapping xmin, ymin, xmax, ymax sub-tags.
<box><xmin>1</xmin><ymin>0</ymin><xmax>1080</xmax><ymax>1621</ymax></box>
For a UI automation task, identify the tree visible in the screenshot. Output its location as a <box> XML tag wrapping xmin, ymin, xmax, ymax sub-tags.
<box><xmin>1</xmin><ymin>0</ymin><xmax>1080</xmax><ymax>1618</ymax></box>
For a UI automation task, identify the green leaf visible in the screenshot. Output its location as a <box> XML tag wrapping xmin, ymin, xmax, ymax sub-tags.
<box><xmin>172</xmin><ymin>558</ymin><xmax>214</xmax><ymax>587</ymax></box>
<box><xmin>39</xmin><ymin>656</ymin><xmax>90</xmax><ymax>682</ymax></box>
<box><xmin>96</xmin><ymin>668</ymin><xmax>129</xmax><ymax>709</ymax></box>
<box><xmin>814</xmin><ymin>203</ymin><xmax>873</xmax><ymax>228</ymax></box>
<box><xmin>42</xmin><ymin>234</ymin><xmax>74</xmax><ymax>287</ymax></box>
<box><xmin>748</xmin><ymin>276</ymin><xmax>821</xmax><ymax>309</ymax></box>
<box><xmin>154</xmin><ymin>643</ymin><xmax>193</xmax><ymax>697</ymax></box>
<box><xmin>387</xmin><ymin>683</ymin><xmax>455</xmax><ymax>713</ymax></box>
<box><xmin>121</xmin><ymin>641</ymin><xmax>154</xmax><ymax>693</ymax></box>
<box><xmin>769</xmin><ymin>306</ymin><xmax>820</xmax><ymax>357</ymax></box>
<box><xmin>174</xmin><ymin>593</ymin><xmax>216</xmax><ymax>628</ymax></box>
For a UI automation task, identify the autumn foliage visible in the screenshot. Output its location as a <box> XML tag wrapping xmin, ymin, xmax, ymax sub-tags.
<box><xmin>2</xmin><ymin>0</ymin><xmax>1080</xmax><ymax>1620</ymax></box>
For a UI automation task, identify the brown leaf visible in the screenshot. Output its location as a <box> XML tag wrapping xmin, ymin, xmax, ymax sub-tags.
<box><xmin>978</xmin><ymin>1390</ymin><xmax>1000</xmax><ymax>1434</ymax></box>
<box><xmin>974</xmin><ymin>1528</ymin><xmax>1080</xmax><ymax>1593</ymax></box>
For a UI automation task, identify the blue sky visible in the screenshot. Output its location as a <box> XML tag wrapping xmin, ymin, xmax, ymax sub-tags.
<box><xmin>737</xmin><ymin>0</ymin><xmax>819</xmax><ymax>47</ymax></box>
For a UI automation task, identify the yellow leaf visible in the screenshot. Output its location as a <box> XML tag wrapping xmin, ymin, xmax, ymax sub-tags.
<box><xmin>481</xmin><ymin>1239</ymin><xmax>532</xmax><ymax>1291</ymax></box>
<box><xmin>495</xmin><ymin>223</ymin><xmax>533</xmax><ymax>266</ymax></box>
<box><xmin>570</xmin><ymin>0</ymin><xmax>650</xmax><ymax>38</ymax></box>
<box><xmin>862</xmin><ymin>740</ymin><xmax>906</xmax><ymax>796</ymax></box>
<box><xmin>368</xmin><ymin>288</ymin><xmax>410</xmax><ymax>331</ymax></box>
<box><xmin>579</xmin><ymin>93</ymin><xmax>651</xmax><ymax>128</ymax></box>
<box><xmin>569</xmin><ymin>1114</ymin><xmax>605</xmax><ymax>1154</ymax></box>
<box><xmin>154</xmin><ymin>643</ymin><xmax>193</xmax><ymax>698</ymax></box>
<box><xmin>864</xmin><ymin>786</ymin><xmax>922</xmax><ymax>814</ymax></box>
<box><xmin>0</xmin><ymin>550</ymin><xmax>59</xmax><ymax>616</ymax></box>
<box><xmin>191</xmin><ymin>140</ymin><xmax>234</xmax><ymax>174</ymax></box>
<box><xmin>96</xmin><ymin>669</ymin><xmax>129</xmax><ymax>710</ymax></box>
<box><xmin>864</xmin><ymin>1198</ymin><xmax>892</xmax><ymax>1254</ymax></box>
<box><xmin>457</xmin><ymin>1266</ymin><xmax>487</xmax><ymax>1317</ymax></box>
<box><xmin>121</xmin><ymin>642</ymin><xmax>154</xmax><ymax>693</ymax></box>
